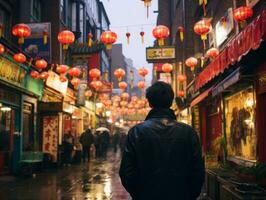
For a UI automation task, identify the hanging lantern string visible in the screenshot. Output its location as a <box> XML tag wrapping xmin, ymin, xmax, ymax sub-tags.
<box><xmin>111</xmin><ymin>23</ymin><xmax>155</xmax><ymax>29</ymax></box>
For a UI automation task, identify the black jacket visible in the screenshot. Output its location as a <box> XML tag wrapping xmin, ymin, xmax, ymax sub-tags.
<box><xmin>119</xmin><ymin>108</ymin><xmax>205</xmax><ymax>200</ymax></box>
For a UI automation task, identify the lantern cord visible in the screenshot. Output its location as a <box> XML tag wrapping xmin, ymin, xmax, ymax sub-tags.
<box><xmin>111</xmin><ymin>23</ymin><xmax>155</xmax><ymax>29</ymax></box>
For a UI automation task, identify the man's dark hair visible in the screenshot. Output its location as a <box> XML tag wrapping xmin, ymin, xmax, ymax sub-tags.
<box><xmin>146</xmin><ymin>81</ymin><xmax>174</xmax><ymax>108</ymax></box>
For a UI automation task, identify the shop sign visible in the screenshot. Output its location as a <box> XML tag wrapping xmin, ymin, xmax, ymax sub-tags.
<box><xmin>22</xmin><ymin>23</ymin><xmax>51</xmax><ymax>62</ymax></box>
<box><xmin>146</xmin><ymin>46</ymin><xmax>175</xmax><ymax>63</ymax></box>
<box><xmin>0</xmin><ymin>57</ymin><xmax>26</xmax><ymax>87</ymax></box>
<box><xmin>42</xmin><ymin>116</ymin><xmax>59</xmax><ymax>162</ymax></box>
<box><xmin>46</xmin><ymin>71</ymin><xmax>68</xmax><ymax>95</ymax></box>
<box><xmin>0</xmin><ymin>88</ymin><xmax>20</xmax><ymax>106</ymax></box>
<box><xmin>25</xmin><ymin>75</ymin><xmax>43</xmax><ymax>97</ymax></box>
<box><xmin>39</xmin><ymin>102</ymin><xmax>63</xmax><ymax>112</ymax></box>
<box><xmin>193</xmin><ymin>106</ymin><xmax>201</xmax><ymax>139</ymax></box>
<box><xmin>215</xmin><ymin>8</ymin><xmax>234</xmax><ymax>47</ymax></box>
<box><xmin>246</xmin><ymin>0</ymin><xmax>260</xmax><ymax>7</ymax></box>
<box><xmin>77</xmin><ymin>83</ymin><xmax>87</xmax><ymax>106</ymax></box>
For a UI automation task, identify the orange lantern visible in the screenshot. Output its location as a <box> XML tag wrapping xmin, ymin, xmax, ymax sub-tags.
<box><xmin>206</xmin><ymin>48</ymin><xmax>219</xmax><ymax>59</ymax></box>
<box><xmin>233</xmin><ymin>6</ymin><xmax>253</xmax><ymax>27</ymax></box>
<box><xmin>39</xmin><ymin>72</ymin><xmax>49</xmax><ymax>80</ymax></box>
<box><xmin>0</xmin><ymin>44</ymin><xmax>5</xmax><ymax>54</ymax></box>
<box><xmin>30</xmin><ymin>71</ymin><xmax>39</xmax><ymax>79</ymax></box>
<box><xmin>100</xmin><ymin>30</ymin><xmax>117</xmax><ymax>49</ymax></box>
<box><xmin>121</xmin><ymin>92</ymin><xmax>129</xmax><ymax>100</ymax></box>
<box><xmin>57</xmin><ymin>30</ymin><xmax>75</xmax><ymax>50</ymax></box>
<box><xmin>138</xmin><ymin>81</ymin><xmax>146</xmax><ymax>89</ymax></box>
<box><xmin>35</xmin><ymin>59</ymin><xmax>47</xmax><ymax>69</ymax></box>
<box><xmin>12</xmin><ymin>23</ymin><xmax>31</xmax><ymax>45</ymax></box>
<box><xmin>194</xmin><ymin>19</ymin><xmax>212</xmax><ymax>48</ymax></box>
<box><xmin>13</xmin><ymin>53</ymin><xmax>26</xmax><ymax>63</ymax></box>
<box><xmin>177</xmin><ymin>26</ymin><xmax>184</xmax><ymax>42</ymax></box>
<box><xmin>185</xmin><ymin>57</ymin><xmax>198</xmax><ymax>72</ymax></box>
<box><xmin>126</xmin><ymin>32</ymin><xmax>131</xmax><ymax>44</ymax></box>
<box><xmin>68</xmin><ymin>67</ymin><xmax>81</xmax><ymax>77</ymax></box>
<box><xmin>162</xmin><ymin>63</ymin><xmax>173</xmax><ymax>73</ymax></box>
<box><xmin>114</xmin><ymin>68</ymin><xmax>126</xmax><ymax>81</ymax></box>
<box><xmin>177</xmin><ymin>74</ymin><xmax>187</xmax><ymax>83</ymax></box>
<box><xmin>56</xmin><ymin>65</ymin><xmax>68</xmax><ymax>74</ymax></box>
<box><xmin>71</xmin><ymin>77</ymin><xmax>80</xmax><ymax>87</ymax></box>
<box><xmin>140</xmin><ymin>31</ymin><xmax>145</xmax><ymax>43</ymax></box>
<box><xmin>119</xmin><ymin>81</ymin><xmax>128</xmax><ymax>90</ymax></box>
<box><xmin>89</xmin><ymin>68</ymin><xmax>101</xmax><ymax>80</ymax></box>
<box><xmin>85</xmin><ymin>90</ymin><xmax>93</xmax><ymax>97</ymax></box>
<box><xmin>178</xmin><ymin>90</ymin><xmax>185</xmax><ymax>97</ymax></box>
<box><xmin>90</xmin><ymin>80</ymin><xmax>103</xmax><ymax>91</ymax></box>
<box><xmin>88</xmin><ymin>32</ymin><xmax>93</xmax><ymax>47</ymax></box>
<box><xmin>138</xmin><ymin>67</ymin><xmax>148</xmax><ymax>78</ymax></box>
<box><xmin>141</xmin><ymin>0</ymin><xmax>152</xmax><ymax>18</ymax></box>
<box><xmin>152</xmin><ymin>25</ymin><xmax>170</xmax><ymax>46</ymax></box>
<box><xmin>59</xmin><ymin>76</ymin><xmax>68</xmax><ymax>82</ymax></box>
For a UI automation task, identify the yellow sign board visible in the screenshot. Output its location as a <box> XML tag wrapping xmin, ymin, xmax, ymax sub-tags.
<box><xmin>146</xmin><ymin>46</ymin><xmax>175</xmax><ymax>63</ymax></box>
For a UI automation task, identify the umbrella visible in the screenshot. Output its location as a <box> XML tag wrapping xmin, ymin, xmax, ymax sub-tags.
<box><xmin>96</xmin><ymin>127</ymin><xmax>110</xmax><ymax>132</ymax></box>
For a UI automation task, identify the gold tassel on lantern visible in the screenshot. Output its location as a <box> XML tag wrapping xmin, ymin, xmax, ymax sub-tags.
<box><xmin>158</xmin><ymin>38</ymin><xmax>164</xmax><ymax>46</ymax></box>
<box><xmin>18</xmin><ymin>37</ymin><xmax>24</xmax><ymax>45</ymax></box>
<box><xmin>221</xmin><ymin>16</ymin><xmax>227</xmax><ymax>29</ymax></box>
<box><xmin>178</xmin><ymin>26</ymin><xmax>184</xmax><ymax>42</ymax></box>
<box><xmin>126</xmin><ymin>32</ymin><xmax>130</xmax><ymax>44</ymax></box>
<box><xmin>0</xmin><ymin>24</ymin><xmax>3</xmax><ymax>38</ymax></box>
<box><xmin>130</xmin><ymin>70</ymin><xmax>134</xmax><ymax>89</ymax></box>
<box><xmin>88</xmin><ymin>32</ymin><xmax>93</xmax><ymax>47</ymax></box>
<box><xmin>199</xmin><ymin>0</ymin><xmax>207</xmax><ymax>16</ymax></box>
<box><xmin>140</xmin><ymin>31</ymin><xmax>145</xmax><ymax>44</ymax></box>
<box><xmin>201</xmin><ymin>57</ymin><xmax>205</xmax><ymax>68</ymax></box>
<box><xmin>43</xmin><ymin>29</ymin><xmax>48</xmax><ymax>45</ymax></box>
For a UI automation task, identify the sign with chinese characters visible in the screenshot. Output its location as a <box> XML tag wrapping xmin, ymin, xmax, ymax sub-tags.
<box><xmin>215</xmin><ymin>8</ymin><xmax>234</xmax><ymax>47</ymax></box>
<box><xmin>42</xmin><ymin>116</ymin><xmax>59</xmax><ymax>162</ymax></box>
<box><xmin>146</xmin><ymin>46</ymin><xmax>176</xmax><ymax>63</ymax></box>
<box><xmin>246</xmin><ymin>0</ymin><xmax>260</xmax><ymax>7</ymax></box>
<box><xmin>23</xmin><ymin>23</ymin><xmax>51</xmax><ymax>62</ymax></box>
<box><xmin>0</xmin><ymin>56</ymin><xmax>26</xmax><ymax>87</ymax></box>
<box><xmin>46</xmin><ymin>70</ymin><xmax>68</xmax><ymax>95</ymax></box>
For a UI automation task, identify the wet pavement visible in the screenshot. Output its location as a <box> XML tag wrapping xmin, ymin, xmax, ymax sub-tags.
<box><xmin>0</xmin><ymin>151</ymin><xmax>129</xmax><ymax>200</ymax></box>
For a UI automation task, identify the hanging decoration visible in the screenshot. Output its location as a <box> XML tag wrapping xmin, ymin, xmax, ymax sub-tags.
<box><xmin>138</xmin><ymin>81</ymin><xmax>146</xmax><ymax>90</ymax></box>
<box><xmin>100</xmin><ymin>30</ymin><xmax>117</xmax><ymax>49</ymax></box>
<box><xmin>89</xmin><ymin>68</ymin><xmax>101</xmax><ymax>80</ymax></box>
<box><xmin>30</xmin><ymin>71</ymin><xmax>39</xmax><ymax>79</ymax></box>
<box><xmin>57</xmin><ymin>30</ymin><xmax>75</xmax><ymax>50</ymax></box>
<box><xmin>0</xmin><ymin>44</ymin><xmax>5</xmax><ymax>54</ymax></box>
<box><xmin>13</xmin><ymin>53</ymin><xmax>26</xmax><ymax>63</ymax></box>
<box><xmin>68</xmin><ymin>67</ymin><xmax>81</xmax><ymax>77</ymax></box>
<box><xmin>200</xmin><ymin>56</ymin><xmax>205</xmax><ymax>68</ymax></box>
<box><xmin>153</xmin><ymin>25</ymin><xmax>170</xmax><ymax>46</ymax></box>
<box><xmin>138</xmin><ymin>67</ymin><xmax>148</xmax><ymax>79</ymax></box>
<box><xmin>162</xmin><ymin>63</ymin><xmax>173</xmax><ymax>73</ymax></box>
<box><xmin>140</xmin><ymin>31</ymin><xmax>145</xmax><ymax>43</ymax></box>
<box><xmin>88</xmin><ymin>32</ymin><xmax>93</xmax><ymax>47</ymax></box>
<box><xmin>39</xmin><ymin>72</ymin><xmax>49</xmax><ymax>80</ymax></box>
<box><xmin>121</xmin><ymin>92</ymin><xmax>130</xmax><ymax>100</ymax></box>
<box><xmin>130</xmin><ymin>69</ymin><xmax>134</xmax><ymax>88</ymax></box>
<box><xmin>185</xmin><ymin>57</ymin><xmax>198</xmax><ymax>72</ymax></box>
<box><xmin>71</xmin><ymin>77</ymin><xmax>80</xmax><ymax>88</ymax></box>
<box><xmin>35</xmin><ymin>59</ymin><xmax>48</xmax><ymax>69</ymax></box>
<box><xmin>199</xmin><ymin>0</ymin><xmax>208</xmax><ymax>16</ymax></box>
<box><xmin>114</xmin><ymin>68</ymin><xmax>126</xmax><ymax>81</ymax></box>
<box><xmin>177</xmin><ymin>90</ymin><xmax>185</xmax><ymax>97</ymax></box>
<box><xmin>43</xmin><ymin>28</ymin><xmax>48</xmax><ymax>45</ymax></box>
<box><xmin>221</xmin><ymin>16</ymin><xmax>227</xmax><ymax>29</ymax></box>
<box><xmin>177</xmin><ymin>74</ymin><xmax>187</xmax><ymax>83</ymax></box>
<box><xmin>85</xmin><ymin>90</ymin><xmax>93</xmax><ymax>98</ymax></box>
<box><xmin>12</xmin><ymin>23</ymin><xmax>31</xmax><ymax>45</ymax></box>
<box><xmin>233</xmin><ymin>6</ymin><xmax>253</xmax><ymax>28</ymax></box>
<box><xmin>90</xmin><ymin>80</ymin><xmax>103</xmax><ymax>91</ymax></box>
<box><xmin>141</xmin><ymin>0</ymin><xmax>152</xmax><ymax>18</ymax></box>
<box><xmin>194</xmin><ymin>19</ymin><xmax>212</xmax><ymax>49</ymax></box>
<box><xmin>59</xmin><ymin>76</ymin><xmax>68</xmax><ymax>82</ymax></box>
<box><xmin>206</xmin><ymin>47</ymin><xmax>219</xmax><ymax>60</ymax></box>
<box><xmin>126</xmin><ymin>32</ymin><xmax>131</xmax><ymax>44</ymax></box>
<box><xmin>56</xmin><ymin>64</ymin><xmax>68</xmax><ymax>74</ymax></box>
<box><xmin>153</xmin><ymin>66</ymin><xmax>157</xmax><ymax>77</ymax></box>
<box><xmin>0</xmin><ymin>23</ymin><xmax>3</xmax><ymax>38</ymax></box>
<box><xmin>119</xmin><ymin>81</ymin><xmax>128</xmax><ymax>91</ymax></box>
<box><xmin>177</xmin><ymin>26</ymin><xmax>184</xmax><ymax>42</ymax></box>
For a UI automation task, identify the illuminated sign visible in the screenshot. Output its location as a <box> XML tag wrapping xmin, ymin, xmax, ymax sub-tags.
<box><xmin>146</xmin><ymin>46</ymin><xmax>176</xmax><ymax>63</ymax></box>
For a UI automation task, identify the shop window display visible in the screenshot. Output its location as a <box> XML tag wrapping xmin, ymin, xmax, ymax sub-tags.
<box><xmin>225</xmin><ymin>87</ymin><xmax>256</xmax><ymax>162</ymax></box>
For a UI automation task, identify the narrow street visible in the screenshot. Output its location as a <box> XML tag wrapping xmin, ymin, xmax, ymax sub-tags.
<box><xmin>0</xmin><ymin>152</ymin><xmax>129</xmax><ymax>200</ymax></box>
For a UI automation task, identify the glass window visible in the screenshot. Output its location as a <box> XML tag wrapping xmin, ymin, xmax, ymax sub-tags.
<box><xmin>0</xmin><ymin>7</ymin><xmax>11</xmax><ymax>39</ymax></box>
<box><xmin>225</xmin><ymin>87</ymin><xmax>256</xmax><ymax>162</ymax></box>
<box><xmin>31</xmin><ymin>0</ymin><xmax>41</xmax><ymax>22</ymax></box>
<box><xmin>60</xmin><ymin>0</ymin><xmax>66</xmax><ymax>23</ymax></box>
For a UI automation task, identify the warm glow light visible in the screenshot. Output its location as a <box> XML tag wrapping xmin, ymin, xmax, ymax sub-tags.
<box><xmin>96</xmin><ymin>102</ymin><xmax>103</xmax><ymax>108</ymax></box>
<box><xmin>1</xmin><ymin>107</ymin><xmax>11</xmax><ymax>112</ymax></box>
<box><xmin>106</xmin><ymin>110</ymin><xmax>111</xmax><ymax>117</ymax></box>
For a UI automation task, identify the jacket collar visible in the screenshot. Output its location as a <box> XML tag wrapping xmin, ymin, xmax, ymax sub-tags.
<box><xmin>145</xmin><ymin>108</ymin><xmax>176</xmax><ymax>121</ymax></box>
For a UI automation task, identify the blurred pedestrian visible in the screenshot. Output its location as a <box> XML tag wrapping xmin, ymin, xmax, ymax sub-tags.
<box><xmin>63</xmin><ymin>131</ymin><xmax>74</xmax><ymax>166</ymax></box>
<box><xmin>119</xmin><ymin>81</ymin><xmax>205</xmax><ymax>200</ymax></box>
<box><xmin>79</xmin><ymin>129</ymin><xmax>94</xmax><ymax>163</ymax></box>
<box><xmin>119</xmin><ymin>131</ymin><xmax>127</xmax><ymax>153</ymax></box>
<box><xmin>101</xmin><ymin>130</ymin><xmax>110</xmax><ymax>157</ymax></box>
<box><xmin>94</xmin><ymin>131</ymin><xmax>101</xmax><ymax>158</ymax></box>
<box><xmin>112</xmin><ymin>129</ymin><xmax>120</xmax><ymax>153</ymax></box>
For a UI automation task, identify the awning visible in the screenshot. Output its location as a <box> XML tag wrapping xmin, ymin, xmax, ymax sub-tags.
<box><xmin>190</xmin><ymin>87</ymin><xmax>213</xmax><ymax>107</ymax></box>
<box><xmin>212</xmin><ymin>68</ymin><xmax>240</xmax><ymax>97</ymax></box>
<box><xmin>195</xmin><ymin>8</ymin><xmax>266</xmax><ymax>91</ymax></box>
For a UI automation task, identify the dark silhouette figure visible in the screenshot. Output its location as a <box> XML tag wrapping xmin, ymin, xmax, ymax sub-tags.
<box><xmin>101</xmin><ymin>130</ymin><xmax>110</xmax><ymax>157</ymax></box>
<box><xmin>94</xmin><ymin>131</ymin><xmax>102</xmax><ymax>158</ymax></box>
<box><xmin>119</xmin><ymin>81</ymin><xmax>205</xmax><ymax>200</ymax></box>
<box><xmin>79</xmin><ymin>129</ymin><xmax>94</xmax><ymax>162</ymax></box>
<box><xmin>119</xmin><ymin>131</ymin><xmax>127</xmax><ymax>153</ymax></box>
<box><xmin>63</xmin><ymin>131</ymin><xmax>74</xmax><ymax>165</ymax></box>
<box><xmin>113</xmin><ymin>129</ymin><xmax>121</xmax><ymax>153</ymax></box>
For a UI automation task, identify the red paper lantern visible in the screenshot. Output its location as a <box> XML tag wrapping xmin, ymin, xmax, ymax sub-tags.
<box><xmin>100</xmin><ymin>30</ymin><xmax>117</xmax><ymax>49</ymax></box>
<box><xmin>194</xmin><ymin>19</ymin><xmax>212</xmax><ymax>48</ymax></box>
<box><xmin>30</xmin><ymin>71</ymin><xmax>39</xmax><ymax>79</ymax></box>
<box><xmin>185</xmin><ymin>57</ymin><xmax>198</xmax><ymax>72</ymax></box>
<box><xmin>114</xmin><ymin>68</ymin><xmax>126</xmax><ymax>81</ymax></box>
<box><xmin>138</xmin><ymin>81</ymin><xmax>146</xmax><ymax>89</ymax></box>
<box><xmin>152</xmin><ymin>25</ymin><xmax>170</xmax><ymax>46</ymax></box>
<box><xmin>35</xmin><ymin>59</ymin><xmax>47</xmax><ymax>69</ymax></box>
<box><xmin>138</xmin><ymin>67</ymin><xmax>148</xmax><ymax>78</ymax></box>
<box><xmin>178</xmin><ymin>90</ymin><xmax>185</xmax><ymax>97</ymax></box>
<box><xmin>39</xmin><ymin>72</ymin><xmax>49</xmax><ymax>80</ymax></box>
<box><xmin>233</xmin><ymin>6</ymin><xmax>253</xmax><ymax>23</ymax></box>
<box><xmin>89</xmin><ymin>68</ymin><xmax>101</xmax><ymax>80</ymax></box>
<box><xmin>59</xmin><ymin>76</ymin><xmax>68</xmax><ymax>82</ymax></box>
<box><xmin>92</xmin><ymin>80</ymin><xmax>103</xmax><ymax>91</ymax></box>
<box><xmin>162</xmin><ymin>63</ymin><xmax>173</xmax><ymax>73</ymax></box>
<box><xmin>68</xmin><ymin>67</ymin><xmax>81</xmax><ymax>77</ymax></box>
<box><xmin>121</xmin><ymin>92</ymin><xmax>129</xmax><ymax>100</ymax></box>
<box><xmin>0</xmin><ymin>43</ymin><xmax>5</xmax><ymax>54</ymax></box>
<box><xmin>12</xmin><ymin>23</ymin><xmax>31</xmax><ymax>44</ymax></box>
<box><xmin>13</xmin><ymin>53</ymin><xmax>26</xmax><ymax>63</ymax></box>
<box><xmin>85</xmin><ymin>90</ymin><xmax>93</xmax><ymax>97</ymax></box>
<box><xmin>57</xmin><ymin>30</ymin><xmax>75</xmax><ymax>50</ymax></box>
<box><xmin>140</xmin><ymin>31</ymin><xmax>145</xmax><ymax>43</ymax></box>
<box><xmin>177</xmin><ymin>74</ymin><xmax>187</xmax><ymax>83</ymax></box>
<box><xmin>71</xmin><ymin>77</ymin><xmax>80</xmax><ymax>87</ymax></box>
<box><xmin>177</xmin><ymin>26</ymin><xmax>184</xmax><ymax>42</ymax></box>
<box><xmin>119</xmin><ymin>81</ymin><xmax>128</xmax><ymax>90</ymax></box>
<box><xmin>126</xmin><ymin>32</ymin><xmax>131</xmax><ymax>44</ymax></box>
<box><xmin>206</xmin><ymin>48</ymin><xmax>219</xmax><ymax>59</ymax></box>
<box><xmin>56</xmin><ymin>65</ymin><xmax>68</xmax><ymax>74</ymax></box>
